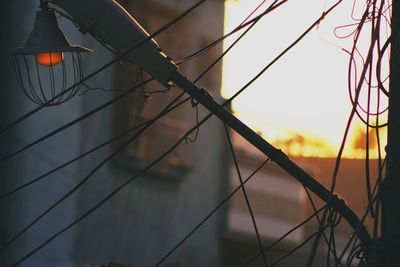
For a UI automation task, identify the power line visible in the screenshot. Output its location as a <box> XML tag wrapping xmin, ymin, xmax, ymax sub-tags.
<box><xmin>224</xmin><ymin>123</ymin><xmax>269</xmax><ymax>267</ymax></box>
<box><xmin>1</xmin><ymin>92</ymin><xmax>189</xmax><ymax>253</ymax></box>
<box><xmin>6</xmin><ymin>94</ymin><xmax>218</xmax><ymax>267</ymax></box>
<box><xmin>241</xmin><ymin>205</ymin><xmax>327</xmax><ymax>266</ymax></box>
<box><xmin>154</xmin><ymin>158</ymin><xmax>271</xmax><ymax>267</ymax></box>
<box><xmin>306</xmin><ymin>1</ymin><xmax>389</xmax><ymax>264</ymax></box>
<box><xmin>0</xmin><ymin>94</ymin><xmax>188</xmax><ymax>201</ymax></box>
<box><xmin>0</xmin><ymin>78</ymin><xmax>153</xmax><ymax>164</ymax></box>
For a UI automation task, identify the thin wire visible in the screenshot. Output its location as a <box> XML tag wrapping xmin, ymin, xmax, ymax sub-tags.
<box><xmin>302</xmin><ymin>187</ymin><xmax>342</xmax><ymax>266</ymax></box>
<box><xmin>306</xmin><ymin>2</ymin><xmax>383</xmax><ymax>264</ymax></box>
<box><xmin>241</xmin><ymin>205</ymin><xmax>327</xmax><ymax>266</ymax></box>
<box><xmin>1</xmin><ymin>92</ymin><xmax>188</xmax><ymax>253</ymax></box>
<box><xmin>0</xmin><ymin>0</ymin><xmax>208</xmax><ymax>134</ymax></box>
<box><xmin>176</xmin><ymin>0</ymin><xmax>286</xmax><ymax>64</ymax></box>
<box><xmin>223</xmin><ymin>0</ymin><xmax>341</xmax><ymax>109</ymax></box>
<box><xmin>154</xmin><ymin>157</ymin><xmax>271</xmax><ymax>267</ymax></box>
<box><xmin>6</xmin><ymin>94</ymin><xmax>219</xmax><ymax>267</ymax></box>
<box><xmin>224</xmin><ymin>123</ymin><xmax>269</xmax><ymax>267</ymax></box>
<box><xmin>271</xmin><ymin>228</ymin><xmax>328</xmax><ymax>267</ymax></box>
<box><xmin>337</xmin><ymin>159</ymin><xmax>387</xmax><ymax>264</ymax></box>
<box><xmin>0</xmin><ymin>96</ymin><xmax>189</xmax><ymax>201</ymax></box>
<box><xmin>0</xmin><ymin>78</ymin><xmax>154</xmax><ymax>164</ymax></box>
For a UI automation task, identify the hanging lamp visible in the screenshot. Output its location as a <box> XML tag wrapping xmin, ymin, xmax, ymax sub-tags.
<box><xmin>10</xmin><ymin>0</ymin><xmax>91</xmax><ymax>106</ymax></box>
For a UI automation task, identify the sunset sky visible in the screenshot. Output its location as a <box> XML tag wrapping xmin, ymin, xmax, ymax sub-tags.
<box><xmin>222</xmin><ymin>0</ymin><xmax>388</xmax><ymax>158</ymax></box>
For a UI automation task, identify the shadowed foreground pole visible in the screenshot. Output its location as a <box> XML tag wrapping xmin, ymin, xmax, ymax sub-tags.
<box><xmin>382</xmin><ymin>1</ymin><xmax>400</xmax><ymax>266</ymax></box>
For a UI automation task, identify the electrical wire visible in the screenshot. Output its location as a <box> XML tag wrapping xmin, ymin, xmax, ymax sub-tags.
<box><xmin>0</xmin><ymin>94</ymin><xmax>189</xmax><ymax>201</ymax></box>
<box><xmin>305</xmin><ymin>1</ymin><xmax>390</xmax><ymax>265</ymax></box>
<box><xmin>241</xmin><ymin>205</ymin><xmax>327</xmax><ymax>266</ymax></box>
<box><xmin>224</xmin><ymin>123</ymin><xmax>269</xmax><ymax>267</ymax></box>
<box><xmin>0</xmin><ymin>92</ymin><xmax>189</xmax><ymax>253</ymax></box>
<box><xmin>0</xmin><ymin>78</ymin><xmax>153</xmax><ymax>164</ymax></box>
<box><xmin>154</xmin><ymin>157</ymin><xmax>271</xmax><ymax>267</ymax></box>
<box><xmin>176</xmin><ymin>0</ymin><xmax>287</xmax><ymax>64</ymax></box>
<box><xmin>270</xmin><ymin>227</ymin><xmax>329</xmax><ymax>267</ymax></box>
<box><xmin>337</xmin><ymin>157</ymin><xmax>387</xmax><ymax>265</ymax></box>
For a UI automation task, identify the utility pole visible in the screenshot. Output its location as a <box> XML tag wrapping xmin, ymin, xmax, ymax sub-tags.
<box><xmin>382</xmin><ymin>1</ymin><xmax>400</xmax><ymax>266</ymax></box>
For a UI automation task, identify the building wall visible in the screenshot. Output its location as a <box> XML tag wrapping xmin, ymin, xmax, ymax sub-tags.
<box><xmin>73</xmin><ymin>1</ymin><xmax>228</xmax><ymax>267</ymax></box>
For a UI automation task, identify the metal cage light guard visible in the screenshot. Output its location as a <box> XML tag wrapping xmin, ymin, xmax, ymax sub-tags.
<box><xmin>9</xmin><ymin>0</ymin><xmax>91</xmax><ymax>106</ymax></box>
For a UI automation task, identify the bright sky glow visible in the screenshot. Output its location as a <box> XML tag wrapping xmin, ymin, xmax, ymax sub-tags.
<box><xmin>222</xmin><ymin>0</ymin><xmax>388</xmax><ymax>158</ymax></box>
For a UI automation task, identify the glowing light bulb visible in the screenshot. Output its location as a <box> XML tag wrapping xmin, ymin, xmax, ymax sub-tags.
<box><xmin>35</xmin><ymin>52</ymin><xmax>64</xmax><ymax>66</ymax></box>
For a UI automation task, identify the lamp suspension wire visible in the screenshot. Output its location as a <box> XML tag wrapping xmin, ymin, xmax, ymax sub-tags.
<box><xmin>224</xmin><ymin>123</ymin><xmax>269</xmax><ymax>267</ymax></box>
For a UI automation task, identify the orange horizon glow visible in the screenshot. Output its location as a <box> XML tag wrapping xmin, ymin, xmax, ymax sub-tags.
<box><xmin>36</xmin><ymin>52</ymin><xmax>64</xmax><ymax>66</ymax></box>
<box><xmin>222</xmin><ymin>0</ymin><xmax>387</xmax><ymax>159</ymax></box>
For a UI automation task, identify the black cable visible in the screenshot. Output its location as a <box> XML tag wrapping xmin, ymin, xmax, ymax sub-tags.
<box><xmin>224</xmin><ymin>124</ymin><xmax>269</xmax><ymax>267</ymax></box>
<box><xmin>0</xmin><ymin>94</ymin><xmax>188</xmax><ymax>201</ymax></box>
<box><xmin>176</xmin><ymin>0</ymin><xmax>286</xmax><ymax>64</ymax></box>
<box><xmin>0</xmin><ymin>78</ymin><xmax>153</xmax><ymax>164</ymax></box>
<box><xmin>0</xmin><ymin>0</ymin><xmax>208</xmax><ymax>134</ymax></box>
<box><xmin>306</xmin><ymin>2</ymin><xmax>383</xmax><ymax>264</ymax></box>
<box><xmin>337</xmin><ymin>162</ymin><xmax>385</xmax><ymax>264</ymax></box>
<box><xmin>154</xmin><ymin>157</ymin><xmax>271</xmax><ymax>267</ymax></box>
<box><xmin>302</xmin><ymin>187</ymin><xmax>343</xmax><ymax>266</ymax></box>
<box><xmin>1</xmin><ymin>92</ymin><xmax>189</xmax><ymax>253</ymax></box>
<box><xmin>241</xmin><ymin>205</ymin><xmax>327</xmax><ymax>266</ymax></box>
<box><xmin>270</xmin><ymin>227</ymin><xmax>329</xmax><ymax>267</ymax></box>
<box><xmin>7</xmin><ymin>95</ymin><xmax>218</xmax><ymax>267</ymax></box>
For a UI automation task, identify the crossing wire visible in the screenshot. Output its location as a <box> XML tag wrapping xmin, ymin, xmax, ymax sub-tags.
<box><xmin>224</xmin><ymin>123</ymin><xmax>269</xmax><ymax>267</ymax></box>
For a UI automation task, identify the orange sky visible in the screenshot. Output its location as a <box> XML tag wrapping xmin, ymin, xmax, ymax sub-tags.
<box><xmin>222</xmin><ymin>0</ymin><xmax>388</xmax><ymax>158</ymax></box>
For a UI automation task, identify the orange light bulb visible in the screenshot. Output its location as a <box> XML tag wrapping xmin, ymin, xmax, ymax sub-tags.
<box><xmin>35</xmin><ymin>52</ymin><xmax>64</xmax><ymax>66</ymax></box>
